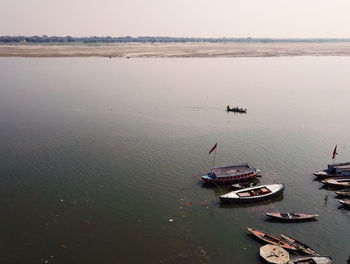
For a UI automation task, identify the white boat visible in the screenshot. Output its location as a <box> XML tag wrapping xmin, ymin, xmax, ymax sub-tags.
<box><xmin>220</xmin><ymin>183</ymin><xmax>284</xmax><ymax>203</ymax></box>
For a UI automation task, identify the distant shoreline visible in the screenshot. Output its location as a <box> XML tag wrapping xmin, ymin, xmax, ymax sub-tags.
<box><xmin>1</xmin><ymin>42</ymin><xmax>350</xmax><ymax>57</ymax></box>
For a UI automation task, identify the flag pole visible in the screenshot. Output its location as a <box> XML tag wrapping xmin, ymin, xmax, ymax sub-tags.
<box><xmin>212</xmin><ymin>147</ymin><xmax>217</xmax><ymax>169</ymax></box>
<box><xmin>209</xmin><ymin>142</ymin><xmax>218</xmax><ymax>170</ymax></box>
<box><xmin>332</xmin><ymin>144</ymin><xmax>337</xmax><ymax>164</ymax></box>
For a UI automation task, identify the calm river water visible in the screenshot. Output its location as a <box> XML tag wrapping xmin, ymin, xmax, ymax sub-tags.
<box><xmin>0</xmin><ymin>57</ymin><xmax>349</xmax><ymax>264</ymax></box>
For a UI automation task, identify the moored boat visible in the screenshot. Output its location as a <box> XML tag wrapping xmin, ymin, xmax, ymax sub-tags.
<box><xmin>287</xmin><ymin>256</ymin><xmax>333</xmax><ymax>264</ymax></box>
<box><xmin>281</xmin><ymin>234</ymin><xmax>319</xmax><ymax>256</ymax></box>
<box><xmin>314</xmin><ymin>162</ymin><xmax>350</xmax><ymax>179</ymax></box>
<box><xmin>321</xmin><ymin>177</ymin><xmax>350</xmax><ymax>188</ymax></box>
<box><xmin>335</xmin><ymin>188</ymin><xmax>350</xmax><ymax>197</ymax></box>
<box><xmin>260</xmin><ymin>244</ymin><xmax>290</xmax><ymax>264</ymax></box>
<box><xmin>220</xmin><ymin>183</ymin><xmax>284</xmax><ymax>203</ymax></box>
<box><xmin>339</xmin><ymin>199</ymin><xmax>350</xmax><ymax>207</ymax></box>
<box><xmin>266</xmin><ymin>212</ymin><xmax>318</xmax><ymax>221</ymax></box>
<box><xmin>202</xmin><ymin>164</ymin><xmax>261</xmax><ymax>184</ymax></box>
<box><xmin>247</xmin><ymin>227</ymin><xmax>297</xmax><ymax>250</ymax></box>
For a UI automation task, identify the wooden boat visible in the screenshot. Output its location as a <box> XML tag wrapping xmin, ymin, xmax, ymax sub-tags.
<box><xmin>314</xmin><ymin>162</ymin><xmax>350</xmax><ymax>179</ymax></box>
<box><xmin>266</xmin><ymin>212</ymin><xmax>318</xmax><ymax>221</ymax></box>
<box><xmin>260</xmin><ymin>244</ymin><xmax>290</xmax><ymax>264</ymax></box>
<box><xmin>226</xmin><ymin>105</ymin><xmax>247</xmax><ymax>113</ymax></box>
<box><xmin>281</xmin><ymin>234</ymin><xmax>319</xmax><ymax>256</ymax></box>
<box><xmin>287</xmin><ymin>256</ymin><xmax>333</xmax><ymax>264</ymax></box>
<box><xmin>321</xmin><ymin>177</ymin><xmax>350</xmax><ymax>188</ymax></box>
<box><xmin>220</xmin><ymin>183</ymin><xmax>284</xmax><ymax>203</ymax></box>
<box><xmin>339</xmin><ymin>199</ymin><xmax>350</xmax><ymax>207</ymax></box>
<box><xmin>202</xmin><ymin>164</ymin><xmax>261</xmax><ymax>184</ymax></box>
<box><xmin>335</xmin><ymin>188</ymin><xmax>350</xmax><ymax>197</ymax></box>
<box><xmin>247</xmin><ymin>227</ymin><xmax>297</xmax><ymax>250</ymax></box>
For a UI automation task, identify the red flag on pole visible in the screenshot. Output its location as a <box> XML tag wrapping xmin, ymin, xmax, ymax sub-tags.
<box><xmin>209</xmin><ymin>143</ymin><xmax>217</xmax><ymax>154</ymax></box>
<box><xmin>332</xmin><ymin>145</ymin><xmax>337</xmax><ymax>160</ymax></box>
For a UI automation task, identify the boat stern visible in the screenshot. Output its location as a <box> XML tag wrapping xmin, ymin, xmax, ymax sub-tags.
<box><xmin>219</xmin><ymin>191</ymin><xmax>239</xmax><ymax>203</ymax></box>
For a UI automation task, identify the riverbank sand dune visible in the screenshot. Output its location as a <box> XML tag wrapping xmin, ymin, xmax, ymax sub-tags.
<box><xmin>1</xmin><ymin>42</ymin><xmax>350</xmax><ymax>57</ymax></box>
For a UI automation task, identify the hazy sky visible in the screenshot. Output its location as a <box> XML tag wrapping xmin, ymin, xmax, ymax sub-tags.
<box><xmin>1</xmin><ymin>0</ymin><xmax>350</xmax><ymax>38</ymax></box>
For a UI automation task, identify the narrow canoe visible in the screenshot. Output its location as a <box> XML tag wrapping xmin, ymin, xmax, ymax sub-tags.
<box><xmin>287</xmin><ymin>256</ymin><xmax>333</xmax><ymax>264</ymax></box>
<box><xmin>281</xmin><ymin>234</ymin><xmax>319</xmax><ymax>256</ymax></box>
<box><xmin>339</xmin><ymin>199</ymin><xmax>350</xmax><ymax>207</ymax></box>
<box><xmin>247</xmin><ymin>227</ymin><xmax>297</xmax><ymax>250</ymax></box>
<box><xmin>321</xmin><ymin>177</ymin><xmax>350</xmax><ymax>188</ymax></box>
<box><xmin>266</xmin><ymin>212</ymin><xmax>318</xmax><ymax>221</ymax></box>
<box><xmin>335</xmin><ymin>188</ymin><xmax>350</xmax><ymax>197</ymax></box>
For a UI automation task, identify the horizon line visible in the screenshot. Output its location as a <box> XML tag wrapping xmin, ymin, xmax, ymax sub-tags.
<box><xmin>1</xmin><ymin>35</ymin><xmax>350</xmax><ymax>39</ymax></box>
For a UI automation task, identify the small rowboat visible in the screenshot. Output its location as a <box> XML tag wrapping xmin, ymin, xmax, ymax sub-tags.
<box><xmin>281</xmin><ymin>234</ymin><xmax>319</xmax><ymax>256</ymax></box>
<box><xmin>335</xmin><ymin>188</ymin><xmax>350</xmax><ymax>197</ymax></box>
<box><xmin>321</xmin><ymin>177</ymin><xmax>350</xmax><ymax>188</ymax></box>
<box><xmin>339</xmin><ymin>199</ymin><xmax>350</xmax><ymax>207</ymax></box>
<box><xmin>226</xmin><ymin>105</ymin><xmax>247</xmax><ymax>113</ymax></box>
<box><xmin>220</xmin><ymin>183</ymin><xmax>284</xmax><ymax>203</ymax></box>
<box><xmin>287</xmin><ymin>256</ymin><xmax>333</xmax><ymax>264</ymax></box>
<box><xmin>266</xmin><ymin>212</ymin><xmax>318</xmax><ymax>221</ymax></box>
<box><xmin>247</xmin><ymin>227</ymin><xmax>297</xmax><ymax>250</ymax></box>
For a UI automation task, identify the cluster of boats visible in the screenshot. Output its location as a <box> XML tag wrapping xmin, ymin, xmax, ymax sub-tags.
<box><xmin>248</xmin><ymin>227</ymin><xmax>333</xmax><ymax>263</ymax></box>
<box><xmin>202</xmin><ymin>163</ymin><xmax>284</xmax><ymax>203</ymax></box>
<box><xmin>314</xmin><ymin>162</ymin><xmax>350</xmax><ymax>208</ymax></box>
<box><xmin>200</xmin><ymin>142</ymin><xmax>350</xmax><ymax>262</ymax></box>
<box><xmin>201</xmin><ymin>160</ymin><xmax>335</xmax><ymax>263</ymax></box>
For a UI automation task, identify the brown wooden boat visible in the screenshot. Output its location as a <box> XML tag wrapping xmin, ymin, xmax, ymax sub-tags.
<box><xmin>335</xmin><ymin>188</ymin><xmax>350</xmax><ymax>197</ymax></box>
<box><xmin>339</xmin><ymin>199</ymin><xmax>350</xmax><ymax>207</ymax></box>
<box><xmin>321</xmin><ymin>177</ymin><xmax>350</xmax><ymax>188</ymax></box>
<box><xmin>281</xmin><ymin>234</ymin><xmax>319</xmax><ymax>256</ymax></box>
<box><xmin>287</xmin><ymin>256</ymin><xmax>333</xmax><ymax>263</ymax></box>
<box><xmin>266</xmin><ymin>212</ymin><xmax>318</xmax><ymax>221</ymax></box>
<box><xmin>247</xmin><ymin>227</ymin><xmax>297</xmax><ymax>250</ymax></box>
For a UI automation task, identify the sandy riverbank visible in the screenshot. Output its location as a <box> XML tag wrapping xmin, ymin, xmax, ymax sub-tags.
<box><xmin>1</xmin><ymin>42</ymin><xmax>350</xmax><ymax>57</ymax></box>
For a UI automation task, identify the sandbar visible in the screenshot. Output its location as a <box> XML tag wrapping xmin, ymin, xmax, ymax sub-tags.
<box><xmin>1</xmin><ymin>42</ymin><xmax>350</xmax><ymax>57</ymax></box>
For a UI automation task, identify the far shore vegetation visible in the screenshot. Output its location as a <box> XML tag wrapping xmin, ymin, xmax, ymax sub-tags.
<box><xmin>1</xmin><ymin>35</ymin><xmax>350</xmax><ymax>45</ymax></box>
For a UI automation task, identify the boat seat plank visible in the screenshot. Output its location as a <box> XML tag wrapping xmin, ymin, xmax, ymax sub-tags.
<box><xmin>238</xmin><ymin>192</ymin><xmax>251</xmax><ymax>197</ymax></box>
